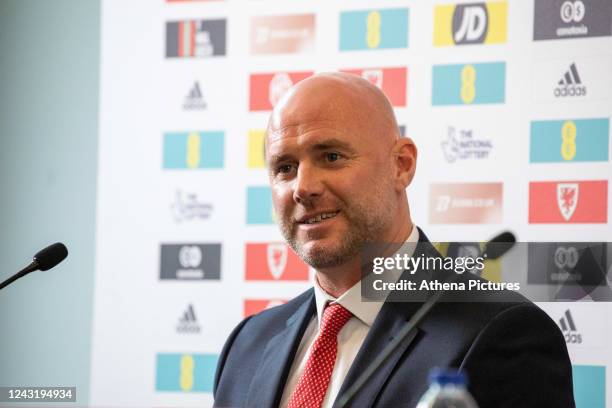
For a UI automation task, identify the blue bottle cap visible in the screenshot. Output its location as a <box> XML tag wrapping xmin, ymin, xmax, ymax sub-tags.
<box><xmin>428</xmin><ymin>368</ymin><xmax>468</xmax><ymax>386</ymax></box>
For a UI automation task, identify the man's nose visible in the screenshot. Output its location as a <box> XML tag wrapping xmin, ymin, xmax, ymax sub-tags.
<box><xmin>292</xmin><ymin>163</ymin><xmax>323</xmax><ymax>205</ymax></box>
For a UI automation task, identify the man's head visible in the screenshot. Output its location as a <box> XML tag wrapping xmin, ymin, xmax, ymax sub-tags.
<box><xmin>265</xmin><ymin>72</ymin><xmax>417</xmax><ymax>270</ymax></box>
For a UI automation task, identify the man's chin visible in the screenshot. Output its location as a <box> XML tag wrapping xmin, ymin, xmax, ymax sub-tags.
<box><xmin>297</xmin><ymin>236</ymin><xmax>337</xmax><ymax>253</ymax></box>
<box><xmin>294</xmin><ymin>239</ymin><xmax>356</xmax><ymax>269</ymax></box>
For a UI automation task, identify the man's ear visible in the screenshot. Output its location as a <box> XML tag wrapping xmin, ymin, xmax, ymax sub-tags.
<box><xmin>393</xmin><ymin>137</ymin><xmax>417</xmax><ymax>189</ymax></box>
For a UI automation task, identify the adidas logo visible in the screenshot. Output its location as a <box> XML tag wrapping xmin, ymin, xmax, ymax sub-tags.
<box><xmin>176</xmin><ymin>304</ymin><xmax>201</xmax><ymax>334</ymax></box>
<box><xmin>183</xmin><ymin>81</ymin><xmax>207</xmax><ymax>110</ymax></box>
<box><xmin>554</xmin><ymin>63</ymin><xmax>586</xmax><ymax>97</ymax></box>
<box><xmin>558</xmin><ymin>309</ymin><xmax>582</xmax><ymax>344</ymax></box>
<box><xmin>558</xmin><ymin>63</ymin><xmax>582</xmax><ymax>86</ymax></box>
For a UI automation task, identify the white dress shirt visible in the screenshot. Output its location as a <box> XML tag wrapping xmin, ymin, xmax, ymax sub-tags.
<box><xmin>279</xmin><ymin>226</ymin><xmax>419</xmax><ymax>408</ymax></box>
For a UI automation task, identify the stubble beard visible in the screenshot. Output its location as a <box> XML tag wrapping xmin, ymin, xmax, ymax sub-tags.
<box><xmin>278</xmin><ymin>189</ymin><xmax>395</xmax><ymax>270</ymax></box>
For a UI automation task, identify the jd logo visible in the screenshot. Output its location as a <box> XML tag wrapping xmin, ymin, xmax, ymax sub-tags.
<box><xmin>453</xmin><ymin>3</ymin><xmax>489</xmax><ymax>44</ymax></box>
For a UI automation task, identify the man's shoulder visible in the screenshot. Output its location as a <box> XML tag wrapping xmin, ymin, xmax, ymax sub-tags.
<box><xmin>244</xmin><ymin>287</ymin><xmax>314</xmax><ymax>328</ymax></box>
<box><xmin>422</xmin><ymin>270</ymin><xmax>558</xmax><ymax>341</ymax></box>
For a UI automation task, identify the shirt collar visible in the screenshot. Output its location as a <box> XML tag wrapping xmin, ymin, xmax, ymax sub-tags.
<box><xmin>313</xmin><ymin>225</ymin><xmax>419</xmax><ymax>328</ymax></box>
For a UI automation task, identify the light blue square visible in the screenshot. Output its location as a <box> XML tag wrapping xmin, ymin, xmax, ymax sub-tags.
<box><xmin>163</xmin><ymin>132</ymin><xmax>224</xmax><ymax>169</ymax></box>
<box><xmin>530</xmin><ymin>119</ymin><xmax>609</xmax><ymax>163</ymax></box>
<box><xmin>247</xmin><ymin>186</ymin><xmax>274</xmax><ymax>224</ymax></box>
<box><xmin>573</xmin><ymin>365</ymin><xmax>605</xmax><ymax>408</ymax></box>
<box><xmin>432</xmin><ymin>62</ymin><xmax>505</xmax><ymax>105</ymax></box>
<box><xmin>156</xmin><ymin>353</ymin><xmax>218</xmax><ymax>393</ymax></box>
<box><xmin>339</xmin><ymin>8</ymin><xmax>409</xmax><ymax>51</ymax></box>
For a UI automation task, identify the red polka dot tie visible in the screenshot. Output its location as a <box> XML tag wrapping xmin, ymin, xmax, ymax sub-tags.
<box><xmin>287</xmin><ymin>303</ymin><xmax>353</xmax><ymax>408</ymax></box>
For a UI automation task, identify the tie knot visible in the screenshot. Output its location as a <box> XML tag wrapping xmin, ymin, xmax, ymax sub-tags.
<box><xmin>319</xmin><ymin>303</ymin><xmax>353</xmax><ymax>338</ymax></box>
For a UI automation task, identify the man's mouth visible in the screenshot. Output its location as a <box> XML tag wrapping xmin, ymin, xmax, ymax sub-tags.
<box><xmin>298</xmin><ymin>210</ymin><xmax>340</xmax><ymax>225</ymax></box>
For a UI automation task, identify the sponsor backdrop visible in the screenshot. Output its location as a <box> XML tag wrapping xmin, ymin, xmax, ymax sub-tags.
<box><xmin>93</xmin><ymin>0</ymin><xmax>612</xmax><ymax>407</ymax></box>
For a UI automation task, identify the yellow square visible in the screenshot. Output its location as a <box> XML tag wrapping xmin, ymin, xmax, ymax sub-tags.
<box><xmin>248</xmin><ymin>130</ymin><xmax>266</xmax><ymax>168</ymax></box>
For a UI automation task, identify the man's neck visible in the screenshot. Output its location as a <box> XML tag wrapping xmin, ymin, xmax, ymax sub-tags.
<box><xmin>315</xmin><ymin>260</ymin><xmax>362</xmax><ymax>299</ymax></box>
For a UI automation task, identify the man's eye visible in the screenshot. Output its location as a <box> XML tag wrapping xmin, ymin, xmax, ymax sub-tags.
<box><xmin>325</xmin><ymin>152</ymin><xmax>341</xmax><ymax>162</ymax></box>
<box><xmin>277</xmin><ymin>164</ymin><xmax>293</xmax><ymax>174</ymax></box>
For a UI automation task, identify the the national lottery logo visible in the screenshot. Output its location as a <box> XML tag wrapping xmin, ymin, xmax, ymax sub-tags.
<box><xmin>534</xmin><ymin>0</ymin><xmax>612</xmax><ymax>40</ymax></box>
<box><xmin>245</xmin><ymin>243</ymin><xmax>309</xmax><ymax>281</ymax></box>
<box><xmin>339</xmin><ymin>8</ymin><xmax>409</xmax><ymax>51</ymax></box>
<box><xmin>441</xmin><ymin>126</ymin><xmax>493</xmax><ymax>162</ymax></box>
<box><xmin>340</xmin><ymin>67</ymin><xmax>407</xmax><ymax>107</ymax></box>
<box><xmin>529</xmin><ymin>118</ymin><xmax>609</xmax><ymax>163</ymax></box>
<box><xmin>434</xmin><ymin>1</ymin><xmax>507</xmax><ymax>46</ymax></box>
<box><xmin>165</xmin><ymin>19</ymin><xmax>226</xmax><ymax>58</ymax></box>
<box><xmin>529</xmin><ymin>180</ymin><xmax>607</xmax><ymax>223</ymax></box>
<box><xmin>171</xmin><ymin>190</ymin><xmax>213</xmax><ymax>223</ymax></box>
<box><xmin>249</xmin><ymin>71</ymin><xmax>313</xmax><ymax>111</ymax></box>
<box><xmin>432</xmin><ymin>62</ymin><xmax>505</xmax><ymax>105</ymax></box>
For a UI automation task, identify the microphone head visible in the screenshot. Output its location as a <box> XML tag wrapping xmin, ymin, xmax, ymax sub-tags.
<box><xmin>489</xmin><ymin>231</ymin><xmax>516</xmax><ymax>244</ymax></box>
<box><xmin>483</xmin><ymin>231</ymin><xmax>516</xmax><ymax>260</ymax></box>
<box><xmin>34</xmin><ymin>242</ymin><xmax>68</xmax><ymax>271</ymax></box>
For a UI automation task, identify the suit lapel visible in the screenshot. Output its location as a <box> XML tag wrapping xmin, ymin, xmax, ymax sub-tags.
<box><xmin>333</xmin><ymin>229</ymin><xmax>441</xmax><ymax>407</ymax></box>
<box><xmin>244</xmin><ymin>291</ymin><xmax>316</xmax><ymax>408</ymax></box>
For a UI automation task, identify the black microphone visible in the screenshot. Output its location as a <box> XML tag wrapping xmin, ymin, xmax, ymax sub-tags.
<box><xmin>0</xmin><ymin>242</ymin><xmax>68</xmax><ymax>290</ymax></box>
<box><xmin>482</xmin><ymin>231</ymin><xmax>516</xmax><ymax>260</ymax></box>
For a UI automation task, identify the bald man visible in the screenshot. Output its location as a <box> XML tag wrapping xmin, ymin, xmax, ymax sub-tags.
<box><xmin>213</xmin><ymin>73</ymin><xmax>574</xmax><ymax>408</ymax></box>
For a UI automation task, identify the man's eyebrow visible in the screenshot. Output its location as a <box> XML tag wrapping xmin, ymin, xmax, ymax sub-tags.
<box><xmin>267</xmin><ymin>153</ymin><xmax>293</xmax><ymax>166</ymax></box>
<box><xmin>267</xmin><ymin>138</ymin><xmax>356</xmax><ymax>166</ymax></box>
<box><xmin>309</xmin><ymin>138</ymin><xmax>356</xmax><ymax>153</ymax></box>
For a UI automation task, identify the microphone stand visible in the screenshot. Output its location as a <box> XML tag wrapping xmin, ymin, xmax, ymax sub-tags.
<box><xmin>0</xmin><ymin>261</ymin><xmax>39</xmax><ymax>290</ymax></box>
<box><xmin>335</xmin><ymin>235</ymin><xmax>515</xmax><ymax>407</ymax></box>
<box><xmin>335</xmin><ymin>275</ymin><xmax>456</xmax><ymax>408</ymax></box>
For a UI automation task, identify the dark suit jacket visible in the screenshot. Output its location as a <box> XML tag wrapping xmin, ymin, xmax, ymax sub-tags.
<box><xmin>214</xmin><ymin>230</ymin><xmax>575</xmax><ymax>407</ymax></box>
